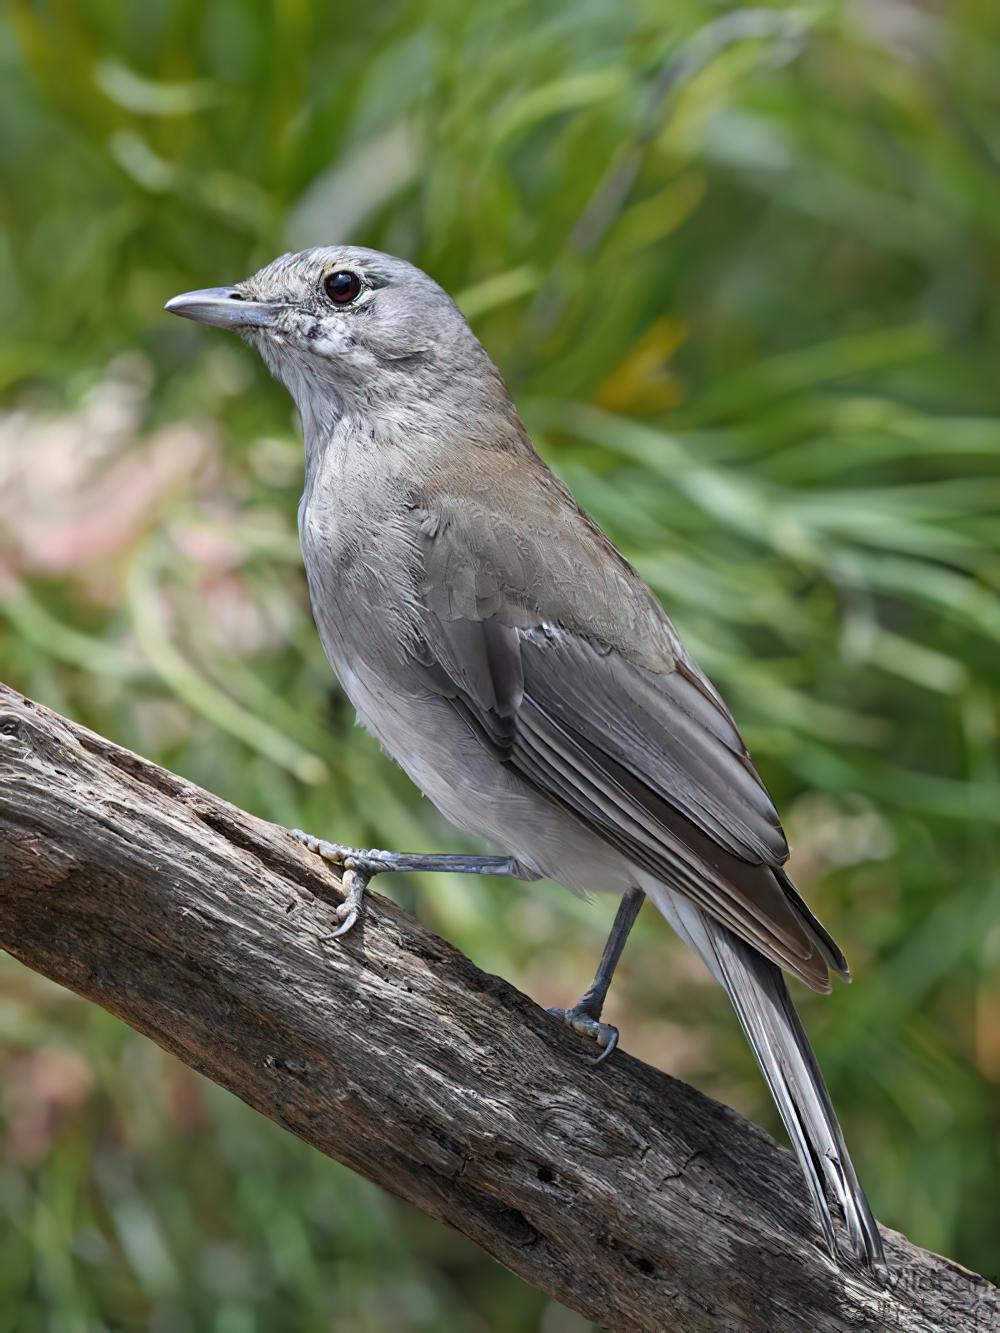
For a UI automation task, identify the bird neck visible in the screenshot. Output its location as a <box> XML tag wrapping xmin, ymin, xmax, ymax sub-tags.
<box><xmin>298</xmin><ymin>374</ymin><xmax>537</xmax><ymax>490</ymax></box>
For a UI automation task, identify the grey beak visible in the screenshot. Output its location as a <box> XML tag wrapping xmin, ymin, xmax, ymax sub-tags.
<box><xmin>164</xmin><ymin>286</ymin><xmax>279</xmax><ymax>329</ymax></box>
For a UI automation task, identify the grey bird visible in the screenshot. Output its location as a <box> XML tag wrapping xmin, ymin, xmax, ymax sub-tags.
<box><xmin>166</xmin><ymin>247</ymin><xmax>885</xmax><ymax>1269</ymax></box>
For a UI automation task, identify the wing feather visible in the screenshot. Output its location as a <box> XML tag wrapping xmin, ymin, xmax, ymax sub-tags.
<box><xmin>406</xmin><ymin>469</ymin><xmax>847</xmax><ymax>992</ymax></box>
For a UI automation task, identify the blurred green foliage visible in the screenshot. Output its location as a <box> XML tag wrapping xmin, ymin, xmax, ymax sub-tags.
<box><xmin>1</xmin><ymin>0</ymin><xmax>999</xmax><ymax>1327</ymax></box>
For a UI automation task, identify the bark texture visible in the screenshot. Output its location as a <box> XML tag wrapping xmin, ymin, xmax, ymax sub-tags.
<box><xmin>0</xmin><ymin>683</ymin><xmax>996</xmax><ymax>1332</ymax></box>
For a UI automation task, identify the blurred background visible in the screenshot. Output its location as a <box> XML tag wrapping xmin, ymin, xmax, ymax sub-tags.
<box><xmin>1</xmin><ymin>0</ymin><xmax>999</xmax><ymax>1328</ymax></box>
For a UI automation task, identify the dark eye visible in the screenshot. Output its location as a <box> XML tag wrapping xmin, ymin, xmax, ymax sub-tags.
<box><xmin>323</xmin><ymin>270</ymin><xmax>362</xmax><ymax>305</ymax></box>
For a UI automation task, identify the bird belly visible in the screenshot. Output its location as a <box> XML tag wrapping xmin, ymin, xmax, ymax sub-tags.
<box><xmin>299</xmin><ymin>502</ymin><xmax>630</xmax><ymax>897</ymax></box>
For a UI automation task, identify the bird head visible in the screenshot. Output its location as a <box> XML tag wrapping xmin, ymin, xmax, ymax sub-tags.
<box><xmin>165</xmin><ymin>246</ymin><xmax>505</xmax><ymax>434</ymax></box>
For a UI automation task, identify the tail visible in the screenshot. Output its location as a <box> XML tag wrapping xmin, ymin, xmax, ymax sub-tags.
<box><xmin>644</xmin><ymin>879</ymin><xmax>886</xmax><ymax>1270</ymax></box>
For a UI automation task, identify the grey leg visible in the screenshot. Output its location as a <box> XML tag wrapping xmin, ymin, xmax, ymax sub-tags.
<box><xmin>291</xmin><ymin>829</ymin><xmax>540</xmax><ymax>939</ymax></box>
<box><xmin>549</xmin><ymin>886</ymin><xmax>645</xmax><ymax>1065</ymax></box>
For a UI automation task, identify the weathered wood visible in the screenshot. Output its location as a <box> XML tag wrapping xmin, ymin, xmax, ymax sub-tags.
<box><xmin>0</xmin><ymin>683</ymin><xmax>995</xmax><ymax>1332</ymax></box>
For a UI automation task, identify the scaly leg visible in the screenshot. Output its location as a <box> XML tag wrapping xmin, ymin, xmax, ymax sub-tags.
<box><xmin>290</xmin><ymin>829</ymin><xmax>540</xmax><ymax>938</ymax></box>
<box><xmin>549</xmin><ymin>886</ymin><xmax>645</xmax><ymax>1065</ymax></box>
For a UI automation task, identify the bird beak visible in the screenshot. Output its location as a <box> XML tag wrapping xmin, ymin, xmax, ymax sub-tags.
<box><xmin>164</xmin><ymin>287</ymin><xmax>279</xmax><ymax>329</ymax></box>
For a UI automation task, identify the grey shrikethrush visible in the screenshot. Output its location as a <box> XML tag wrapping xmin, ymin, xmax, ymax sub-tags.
<box><xmin>166</xmin><ymin>247</ymin><xmax>885</xmax><ymax>1269</ymax></box>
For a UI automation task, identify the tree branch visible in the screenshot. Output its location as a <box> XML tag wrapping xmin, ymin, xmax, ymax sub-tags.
<box><xmin>0</xmin><ymin>684</ymin><xmax>995</xmax><ymax>1331</ymax></box>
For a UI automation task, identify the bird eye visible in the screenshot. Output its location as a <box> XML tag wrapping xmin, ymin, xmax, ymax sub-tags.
<box><xmin>323</xmin><ymin>270</ymin><xmax>362</xmax><ymax>305</ymax></box>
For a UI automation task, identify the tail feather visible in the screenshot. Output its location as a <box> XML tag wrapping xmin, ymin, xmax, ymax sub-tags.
<box><xmin>643</xmin><ymin>878</ymin><xmax>886</xmax><ymax>1269</ymax></box>
<box><xmin>775</xmin><ymin>867</ymin><xmax>851</xmax><ymax>981</ymax></box>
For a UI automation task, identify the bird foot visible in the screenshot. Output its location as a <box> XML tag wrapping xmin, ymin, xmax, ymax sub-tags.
<box><xmin>291</xmin><ymin>829</ymin><xmax>386</xmax><ymax>940</ymax></box>
<box><xmin>547</xmin><ymin>1003</ymin><xmax>620</xmax><ymax>1065</ymax></box>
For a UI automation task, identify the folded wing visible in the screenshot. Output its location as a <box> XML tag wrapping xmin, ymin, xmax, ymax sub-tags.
<box><xmin>413</xmin><ymin>605</ymin><xmax>846</xmax><ymax>992</ymax></box>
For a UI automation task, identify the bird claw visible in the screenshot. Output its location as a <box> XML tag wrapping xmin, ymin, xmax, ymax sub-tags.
<box><xmin>321</xmin><ymin>903</ymin><xmax>360</xmax><ymax>941</ymax></box>
<box><xmin>291</xmin><ymin>830</ymin><xmax>374</xmax><ymax>941</ymax></box>
<box><xmin>548</xmin><ymin>1004</ymin><xmax>620</xmax><ymax>1065</ymax></box>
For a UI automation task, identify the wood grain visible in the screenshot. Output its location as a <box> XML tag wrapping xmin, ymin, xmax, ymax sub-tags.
<box><xmin>0</xmin><ymin>683</ymin><xmax>995</xmax><ymax>1331</ymax></box>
